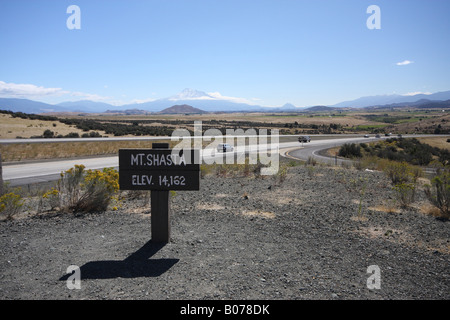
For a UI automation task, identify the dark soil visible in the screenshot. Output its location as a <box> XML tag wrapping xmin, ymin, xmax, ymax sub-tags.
<box><xmin>1</xmin><ymin>159</ymin><xmax>449</xmax><ymax>300</ymax></box>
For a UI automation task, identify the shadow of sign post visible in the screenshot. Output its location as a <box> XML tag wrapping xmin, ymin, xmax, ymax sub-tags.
<box><xmin>60</xmin><ymin>240</ymin><xmax>178</xmax><ymax>280</ymax></box>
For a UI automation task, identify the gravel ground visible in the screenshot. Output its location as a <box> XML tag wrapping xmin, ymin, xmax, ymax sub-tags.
<box><xmin>0</xmin><ymin>158</ymin><xmax>449</xmax><ymax>301</ymax></box>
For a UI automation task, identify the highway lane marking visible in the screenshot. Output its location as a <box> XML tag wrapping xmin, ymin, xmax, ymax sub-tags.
<box><xmin>282</xmin><ymin>147</ymin><xmax>304</xmax><ymax>160</ymax></box>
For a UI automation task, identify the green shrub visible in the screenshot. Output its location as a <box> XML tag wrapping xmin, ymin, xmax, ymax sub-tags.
<box><xmin>392</xmin><ymin>182</ymin><xmax>416</xmax><ymax>208</ymax></box>
<box><xmin>424</xmin><ymin>166</ymin><xmax>450</xmax><ymax>218</ymax></box>
<box><xmin>364</xmin><ymin>138</ymin><xmax>447</xmax><ymax>166</ymax></box>
<box><xmin>382</xmin><ymin>161</ymin><xmax>421</xmax><ymax>185</ymax></box>
<box><xmin>338</xmin><ymin>143</ymin><xmax>362</xmax><ymax>158</ymax></box>
<box><xmin>381</xmin><ymin>160</ymin><xmax>421</xmax><ymax>208</ymax></box>
<box><xmin>43</xmin><ymin>129</ymin><xmax>55</xmax><ymax>138</ymax></box>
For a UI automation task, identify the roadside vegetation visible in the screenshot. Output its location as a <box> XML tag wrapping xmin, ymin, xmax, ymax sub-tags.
<box><xmin>1</xmin><ymin>165</ymin><xmax>122</xmax><ymax>220</ymax></box>
<box><xmin>339</xmin><ymin>137</ymin><xmax>450</xmax><ymax>165</ymax></box>
<box><xmin>1</xmin><ymin>156</ymin><xmax>293</xmax><ymax>219</ymax></box>
<box><xmin>1</xmin><ymin>108</ymin><xmax>450</xmax><ymax>220</ymax></box>
<box><xmin>337</xmin><ymin>137</ymin><xmax>450</xmax><ymax>219</ymax></box>
<box><xmin>45</xmin><ymin>165</ymin><xmax>120</xmax><ymax>213</ymax></box>
<box><xmin>0</xmin><ymin>186</ymin><xmax>24</xmax><ymax>220</ymax></box>
<box><xmin>424</xmin><ymin>164</ymin><xmax>450</xmax><ymax>217</ymax></box>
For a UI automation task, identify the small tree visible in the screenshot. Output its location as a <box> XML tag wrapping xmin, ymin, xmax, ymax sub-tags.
<box><xmin>43</xmin><ymin>129</ymin><xmax>55</xmax><ymax>138</ymax></box>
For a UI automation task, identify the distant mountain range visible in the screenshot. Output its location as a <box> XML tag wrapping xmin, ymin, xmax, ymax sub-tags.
<box><xmin>329</xmin><ymin>91</ymin><xmax>450</xmax><ymax>108</ymax></box>
<box><xmin>1</xmin><ymin>88</ymin><xmax>449</xmax><ymax>114</ymax></box>
<box><xmin>57</xmin><ymin>100</ymin><xmax>117</xmax><ymax>113</ymax></box>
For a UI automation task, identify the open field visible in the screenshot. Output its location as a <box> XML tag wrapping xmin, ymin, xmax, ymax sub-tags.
<box><xmin>1</xmin><ymin>108</ymin><xmax>449</xmax><ymax>140</ymax></box>
<box><xmin>0</xmin><ymin>113</ymin><xmax>102</xmax><ymax>139</ymax></box>
<box><xmin>416</xmin><ymin>136</ymin><xmax>450</xmax><ymax>150</ymax></box>
<box><xmin>1</xmin><ymin>108</ymin><xmax>449</xmax><ymax>163</ymax></box>
<box><xmin>70</xmin><ymin>108</ymin><xmax>449</xmax><ymax>125</ymax></box>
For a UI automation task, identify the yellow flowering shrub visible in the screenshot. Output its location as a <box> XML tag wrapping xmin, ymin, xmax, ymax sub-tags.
<box><xmin>42</xmin><ymin>187</ymin><xmax>60</xmax><ymax>210</ymax></box>
<box><xmin>0</xmin><ymin>192</ymin><xmax>24</xmax><ymax>220</ymax></box>
<box><xmin>84</xmin><ymin>167</ymin><xmax>119</xmax><ymax>194</ymax></box>
<box><xmin>43</xmin><ymin>165</ymin><xmax>120</xmax><ymax>213</ymax></box>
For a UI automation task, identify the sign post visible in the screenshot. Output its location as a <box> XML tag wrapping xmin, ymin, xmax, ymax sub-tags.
<box><xmin>0</xmin><ymin>152</ymin><xmax>3</xmax><ymax>196</ymax></box>
<box><xmin>119</xmin><ymin>143</ymin><xmax>200</xmax><ymax>243</ymax></box>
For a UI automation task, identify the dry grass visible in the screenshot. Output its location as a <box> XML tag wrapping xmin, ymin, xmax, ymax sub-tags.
<box><xmin>241</xmin><ymin>210</ymin><xmax>276</xmax><ymax>219</ymax></box>
<box><xmin>197</xmin><ymin>203</ymin><xmax>226</xmax><ymax>211</ymax></box>
<box><xmin>393</xmin><ymin>113</ymin><xmax>450</xmax><ymax>134</ymax></box>
<box><xmin>368</xmin><ymin>204</ymin><xmax>402</xmax><ymax>214</ymax></box>
<box><xmin>0</xmin><ymin>114</ymin><xmax>111</xmax><ymax>139</ymax></box>
<box><xmin>353</xmin><ymin>224</ymin><xmax>450</xmax><ymax>255</ymax></box>
<box><xmin>416</xmin><ymin>136</ymin><xmax>450</xmax><ymax>151</ymax></box>
<box><xmin>0</xmin><ymin>139</ymin><xmax>173</xmax><ymax>162</ymax></box>
<box><xmin>419</xmin><ymin>203</ymin><xmax>449</xmax><ymax>219</ymax></box>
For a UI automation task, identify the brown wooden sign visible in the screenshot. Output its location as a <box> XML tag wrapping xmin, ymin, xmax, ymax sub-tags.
<box><xmin>119</xmin><ymin>145</ymin><xmax>200</xmax><ymax>243</ymax></box>
<box><xmin>119</xmin><ymin>148</ymin><xmax>200</xmax><ymax>191</ymax></box>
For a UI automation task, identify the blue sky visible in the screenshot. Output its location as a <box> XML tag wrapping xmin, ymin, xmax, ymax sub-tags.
<box><xmin>1</xmin><ymin>0</ymin><xmax>449</xmax><ymax>107</ymax></box>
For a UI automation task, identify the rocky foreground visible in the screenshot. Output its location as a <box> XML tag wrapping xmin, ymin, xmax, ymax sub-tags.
<box><xmin>0</xmin><ymin>159</ymin><xmax>449</xmax><ymax>301</ymax></box>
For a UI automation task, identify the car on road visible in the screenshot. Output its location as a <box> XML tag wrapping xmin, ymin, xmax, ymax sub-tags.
<box><xmin>217</xmin><ymin>143</ymin><xmax>234</xmax><ymax>152</ymax></box>
<box><xmin>375</xmin><ymin>134</ymin><xmax>381</xmax><ymax>138</ymax></box>
<box><xmin>298</xmin><ymin>136</ymin><xmax>311</xmax><ymax>143</ymax></box>
<box><xmin>364</xmin><ymin>134</ymin><xmax>370</xmax><ymax>138</ymax></box>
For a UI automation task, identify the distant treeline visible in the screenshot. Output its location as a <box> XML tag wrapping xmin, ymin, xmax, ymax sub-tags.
<box><xmin>2</xmin><ymin>109</ymin><xmax>346</xmax><ymax>136</ymax></box>
<box><xmin>58</xmin><ymin>118</ymin><xmax>174</xmax><ymax>136</ymax></box>
<box><xmin>0</xmin><ymin>109</ymin><xmax>58</xmax><ymax>121</ymax></box>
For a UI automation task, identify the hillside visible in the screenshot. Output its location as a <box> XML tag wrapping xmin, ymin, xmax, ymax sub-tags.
<box><xmin>304</xmin><ymin>105</ymin><xmax>337</xmax><ymax>112</ymax></box>
<box><xmin>158</xmin><ymin>104</ymin><xmax>207</xmax><ymax>114</ymax></box>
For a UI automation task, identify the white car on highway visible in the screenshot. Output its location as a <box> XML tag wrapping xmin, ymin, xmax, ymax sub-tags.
<box><xmin>217</xmin><ymin>143</ymin><xmax>234</xmax><ymax>152</ymax></box>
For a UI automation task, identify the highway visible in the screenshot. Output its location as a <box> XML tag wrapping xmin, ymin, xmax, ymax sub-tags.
<box><xmin>2</xmin><ymin>134</ymin><xmax>446</xmax><ymax>186</ymax></box>
<box><xmin>284</xmin><ymin>136</ymin><xmax>371</xmax><ymax>166</ymax></box>
<box><xmin>2</xmin><ymin>138</ymin><xmax>296</xmax><ymax>186</ymax></box>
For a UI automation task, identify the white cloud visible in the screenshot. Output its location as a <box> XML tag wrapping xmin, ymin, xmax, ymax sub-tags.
<box><xmin>0</xmin><ymin>80</ymin><xmax>121</xmax><ymax>104</ymax></box>
<box><xmin>0</xmin><ymin>81</ymin><xmax>67</xmax><ymax>98</ymax></box>
<box><xmin>208</xmin><ymin>92</ymin><xmax>259</xmax><ymax>105</ymax></box>
<box><xmin>396</xmin><ymin>60</ymin><xmax>414</xmax><ymax>66</ymax></box>
<box><xmin>126</xmin><ymin>98</ymin><xmax>157</xmax><ymax>104</ymax></box>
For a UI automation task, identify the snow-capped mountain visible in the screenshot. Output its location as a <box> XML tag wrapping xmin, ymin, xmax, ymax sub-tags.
<box><xmin>168</xmin><ymin>88</ymin><xmax>215</xmax><ymax>101</ymax></box>
<box><xmin>120</xmin><ymin>88</ymin><xmax>264</xmax><ymax>112</ymax></box>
